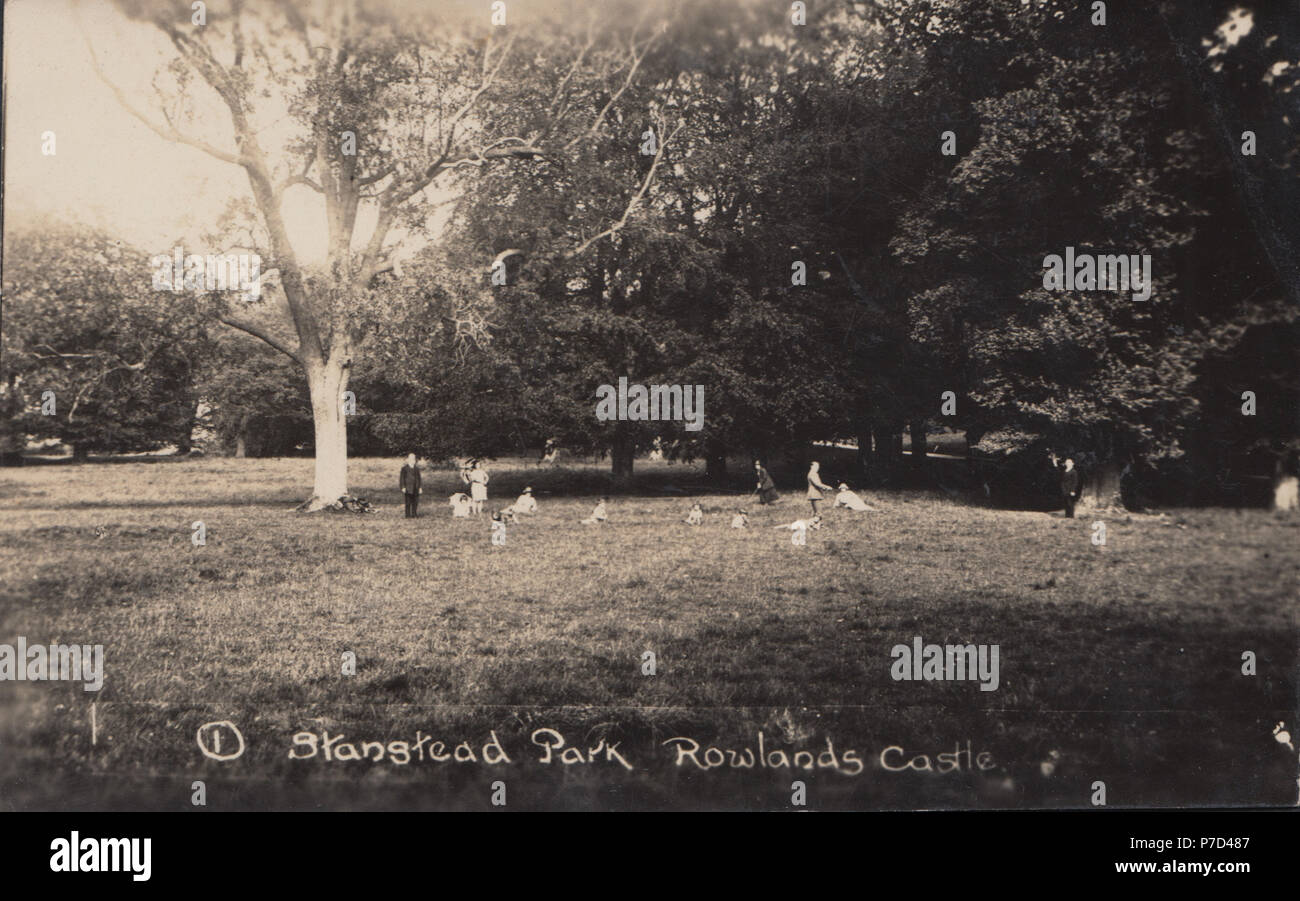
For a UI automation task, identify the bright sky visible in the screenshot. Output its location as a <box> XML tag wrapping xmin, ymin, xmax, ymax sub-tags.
<box><xmin>2</xmin><ymin>0</ymin><xmax>473</xmax><ymax>264</ymax></box>
<box><xmin>4</xmin><ymin>0</ymin><xmax>268</xmax><ymax>253</ymax></box>
<box><xmin>4</xmin><ymin>1</ymin><xmax>1271</xmax><ymax>265</ymax></box>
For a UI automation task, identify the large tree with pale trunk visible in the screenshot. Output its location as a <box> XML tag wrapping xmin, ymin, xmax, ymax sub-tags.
<box><xmin>88</xmin><ymin>0</ymin><xmax>678</xmax><ymax>508</ymax></box>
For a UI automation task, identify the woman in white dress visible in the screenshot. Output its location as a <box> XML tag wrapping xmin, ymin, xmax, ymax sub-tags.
<box><xmin>468</xmin><ymin>460</ymin><xmax>489</xmax><ymax>515</ymax></box>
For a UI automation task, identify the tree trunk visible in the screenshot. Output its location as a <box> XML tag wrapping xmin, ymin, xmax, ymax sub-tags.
<box><xmin>870</xmin><ymin>423</ymin><xmax>890</xmax><ymax>484</ymax></box>
<box><xmin>611</xmin><ymin>422</ymin><xmax>635</xmax><ymax>485</ymax></box>
<box><xmin>234</xmin><ymin>412</ymin><xmax>252</xmax><ymax>458</ymax></box>
<box><xmin>705</xmin><ymin>438</ymin><xmax>727</xmax><ymax>483</ymax></box>
<box><xmin>872</xmin><ymin>422</ymin><xmax>904</xmax><ymax>483</ymax></box>
<box><xmin>909</xmin><ymin>419</ymin><xmax>928</xmax><ymax>472</ymax></box>
<box><xmin>1081</xmin><ymin>459</ymin><xmax>1123</xmax><ymax>511</ymax></box>
<box><xmin>0</xmin><ymin>375</ymin><xmax>23</xmax><ymax>466</ymax></box>
<box><xmin>304</xmin><ymin>356</ymin><xmax>349</xmax><ymax>508</ymax></box>
<box><xmin>856</xmin><ymin>431</ymin><xmax>871</xmax><ymax>482</ymax></box>
<box><xmin>177</xmin><ymin>397</ymin><xmax>196</xmax><ymax>455</ymax></box>
<box><xmin>72</xmin><ymin>443</ymin><xmax>89</xmax><ymax>462</ymax></box>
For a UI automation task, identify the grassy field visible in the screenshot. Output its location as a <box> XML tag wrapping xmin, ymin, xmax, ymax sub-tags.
<box><xmin>0</xmin><ymin>456</ymin><xmax>1296</xmax><ymax>810</ymax></box>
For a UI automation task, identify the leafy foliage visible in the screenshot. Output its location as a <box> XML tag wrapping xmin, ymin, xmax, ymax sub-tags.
<box><xmin>2</xmin><ymin>221</ymin><xmax>210</xmax><ymax>456</ymax></box>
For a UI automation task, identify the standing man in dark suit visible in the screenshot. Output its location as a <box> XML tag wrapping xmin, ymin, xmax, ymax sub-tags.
<box><xmin>1050</xmin><ymin>453</ymin><xmax>1081</xmax><ymax>518</ymax></box>
<box><xmin>400</xmin><ymin>453</ymin><xmax>422</xmax><ymax>518</ymax></box>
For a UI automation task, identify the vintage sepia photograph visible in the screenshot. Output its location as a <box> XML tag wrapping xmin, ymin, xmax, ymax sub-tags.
<box><xmin>1</xmin><ymin>0</ymin><xmax>1297</xmax><ymax>818</ymax></box>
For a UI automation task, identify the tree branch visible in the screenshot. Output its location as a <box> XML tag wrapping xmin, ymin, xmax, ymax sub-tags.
<box><xmin>568</xmin><ymin>120</ymin><xmax>684</xmax><ymax>258</ymax></box>
<box><xmin>549</xmin><ymin>15</ymin><xmax>597</xmax><ymax>117</ymax></box>
<box><xmin>218</xmin><ymin>315</ymin><xmax>302</xmax><ymax>363</ymax></box>
<box><xmin>358</xmin><ymin>165</ymin><xmax>395</xmax><ymax>186</ymax></box>
<box><xmin>33</xmin><ymin>345</ymin><xmax>99</xmax><ymax>360</ymax></box>
<box><xmin>566</xmin><ymin>28</ymin><xmax>662</xmax><ymax>150</ymax></box>
<box><xmin>66</xmin><ymin>349</ymin><xmax>158</xmax><ymax>422</ymax></box>
<box><xmin>395</xmin><ymin>34</ymin><xmax>520</xmax><ymax>202</ymax></box>
<box><xmin>277</xmin><ymin>173</ymin><xmax>325</xmax><ymax>196</ymax></box>
<box><xmin>275</xmin><ymin>151</ymin><xmax>323</xmax><ymax>201</ymax></box>
<box><xmin>82</xmin><ymin>29</ymin><xmax>248</xmax><ymax>167</ymax></box>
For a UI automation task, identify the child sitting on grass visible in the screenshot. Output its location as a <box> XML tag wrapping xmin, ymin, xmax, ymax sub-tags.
<box><xmin>581</xmin><ymin>497</ymin><xmax>608</xmax><ymax>524</ymax></box>
<box><xmin>685</xmin><ymin>503</ymin><xmax>703</xmax><ymax>525</ymax></box>
<box><xmin>774</xmin><ymin>515</ymin><xmax>821</xmax><ymax>545</ymax></box>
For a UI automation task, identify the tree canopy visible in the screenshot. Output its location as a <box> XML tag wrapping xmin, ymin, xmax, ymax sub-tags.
<box><xmin>5</xmin><ymin>0</ymin><xmax>1295</xmax><ymax>509</ymax></box>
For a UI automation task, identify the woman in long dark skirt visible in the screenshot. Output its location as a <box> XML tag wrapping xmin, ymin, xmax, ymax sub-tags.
<box><xmin>754</xmin><ymin>460</ymin><xmax>780</xmax><ymax>505</ymax></box>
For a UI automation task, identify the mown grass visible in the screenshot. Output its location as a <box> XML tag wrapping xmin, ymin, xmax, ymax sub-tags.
<box><xmin>0</xmin><ymin>456</ymin><xmax>1295</xmax><ymax>810</ymax></box>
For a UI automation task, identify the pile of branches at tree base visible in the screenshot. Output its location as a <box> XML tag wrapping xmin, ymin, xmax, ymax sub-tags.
<box><xmin>294</xmin><ymin>495</ymin><xmax>374</xmax><ymax>514</ymax></box>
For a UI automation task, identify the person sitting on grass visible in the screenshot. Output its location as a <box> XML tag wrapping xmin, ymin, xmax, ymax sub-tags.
<box><xmin>774</xmin><ymin>515</ymin><xmax>822</xmax><ymax>532</ymax></box>
<box><xmin>581</xmin><ymin>497</ymin><xmax>608</xmax><ymax>524</ymax></box>
<box><xmin>773</xmin><ymin>515</ymin><xmax>821</xmax><ymax>546</ymax></box>
<box><xmin>834</xmin><ymin>483</ymin><xmax>875</xmax><ymax>512</ymax></box>
<box><xmin>730</xmin><ymin>509</ymin><xmax>749</xmax><ymax>529</ymax></box>
<box><xmin>449</xmin><ymin>492</ymin><xmax>472</xmax><ymax>518</ymax></box>
<box><xmin>685</xmin><ymin>503</ymin><xmax>703</xmax><ymax>525</ymax></box>
<box><xmin>513</xmin><ymin>486</ymin><xmax>538</xmax><ymax>514</ymax></box>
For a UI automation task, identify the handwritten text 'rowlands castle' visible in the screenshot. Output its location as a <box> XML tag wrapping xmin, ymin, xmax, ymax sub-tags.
<box><xmin>286</xmin><ymin>727</ymin><xmax>996</xmax><ymax>775</ymax></box>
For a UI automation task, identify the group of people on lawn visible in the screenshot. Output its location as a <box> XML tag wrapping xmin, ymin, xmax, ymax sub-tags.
<box><xmin>396</xmin><ymin>451</ymin><xmax>1086</xmax><ymax>530</ymax></box>
<box><xmin>395</xmin><ymin>454</ymin><xmax>877</xmax><ymax>533</ymax></box>
<box><xmin>399</xmin><ymin>455</ymin><xmax>538</xmax><ymax>524</ymax></box>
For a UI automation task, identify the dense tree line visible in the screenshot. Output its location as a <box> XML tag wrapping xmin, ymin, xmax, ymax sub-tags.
<box><xmin>3</xmin><ymin>0</ymin><xmax>1295</xmax><ymax>508</ymax></box>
